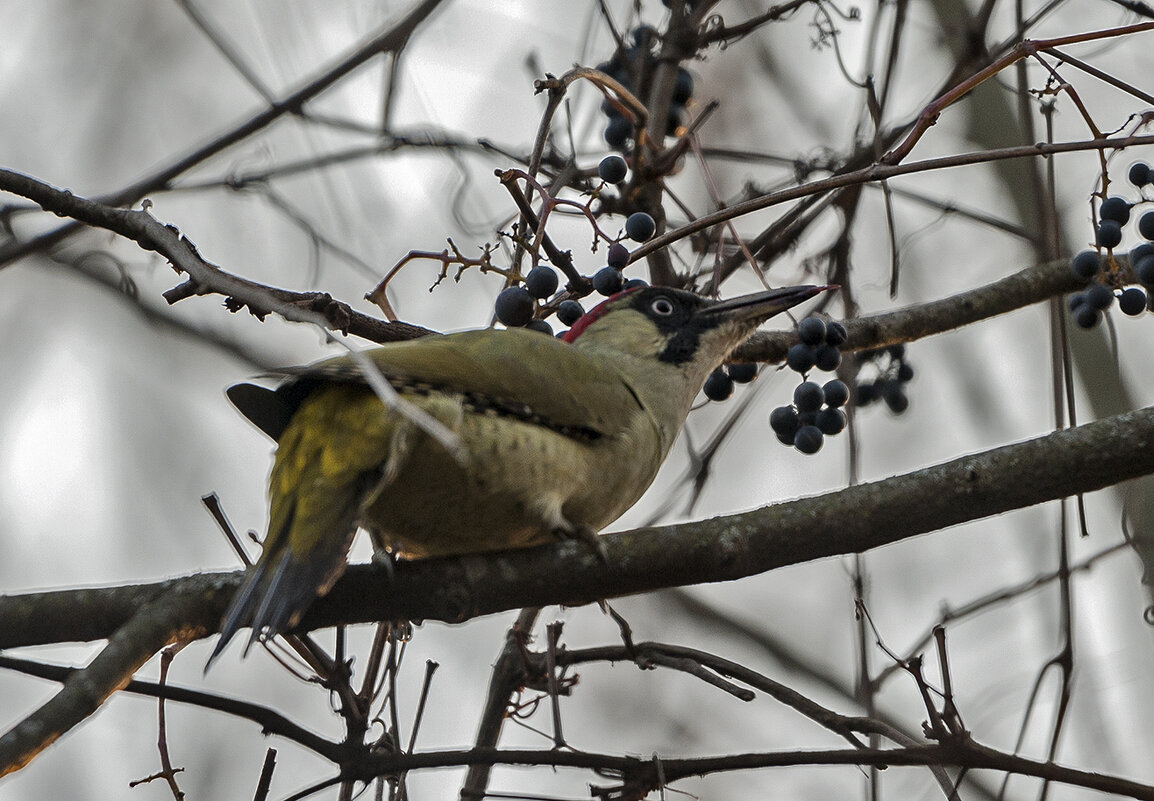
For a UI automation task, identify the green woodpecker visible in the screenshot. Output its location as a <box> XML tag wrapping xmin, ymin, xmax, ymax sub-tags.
<box><xmin>208</xmin><ymin>284</ymin><xmax>827</xmax><ymax>665</ymax></box>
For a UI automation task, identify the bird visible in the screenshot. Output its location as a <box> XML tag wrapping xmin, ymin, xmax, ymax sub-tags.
<box><xmin>207</xmin><ymin>283</ymin><xmax>828</xmax><ymax>667</ymax></box>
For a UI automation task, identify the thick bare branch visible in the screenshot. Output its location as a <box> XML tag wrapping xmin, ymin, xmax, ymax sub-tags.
<box><xmin>0</xmin><ymin>0</ymin><xmax>447</xmax><ymax>269</ymax></box>
<box><xmin>0</xmin><ymin>582</ymin><xmax>214</xmax><ymax>777</ymax></box>
<box><xmin>2</xmin><ymin>403</ymin><xmax>1152</xmax><ymax>651</ymax></box>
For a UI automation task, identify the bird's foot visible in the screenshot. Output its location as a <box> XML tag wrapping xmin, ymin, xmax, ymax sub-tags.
<box><xmin>369</xmin><ymin>548</ymin><xmax>399</xmax><ymax>582</ymax></box>
<box><xmin>567</xmin><ymin>524</ymin><xmax>608</xmax><ymax>564</ymax></box>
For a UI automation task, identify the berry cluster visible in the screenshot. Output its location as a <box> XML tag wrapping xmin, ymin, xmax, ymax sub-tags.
<box><xmin>768</xmin><ymin>316</ymin><xmax>849</xmax><ymax>452</ymax></box>
<box><xmin>494</xmin><ymin>264</ymin><xmax>560</xmax><ymax>336</ymax></box>
<box><xmin>592</xmin><ymin>233</ymin><xmax>650</xmax><ymax>299</ymax></box>
<box><xmin>700</xmin><ymin>315</ymin><xmax>846</xmax><ymax>408</ymax></box>
<box><xmin>1067</xmin><ymin>162</ymin><xmax>1154</xmax><ymax>328</ymax></box>
<box><xmin>590</xmin><ymin>153</ymin><xmax>658</xmax><ymax>298</ymax></box>
<box><xmin>596</xmin><ymin>26</ymin><xmax>694</xmax><ymax>149</ymax></box>
<box><xmin>493</xmin><ymin>154</ymin><xmax>663</xmax><ymax>332</ymax></box>
<box><xmin>769</xmin><ymin>379</ymin><xmax>850</xmax><ymax>454</ymax></box>
<box><xmin>496</xmin><ymin>252</ymin><xmax>651</xmax><ymax>337</ymax></box>
<box><xmin>786</xmin><ymin>316</ymin><xmax>846</xmax><ymax>373</ymax></box>
<box><xmin>702</xmin><ymin>362</ymin><xmax>758</xmax><ymax>402</ymax></box>
<box><xmin>1129</xmin><ymin>161</ymin><xmax>1154</xmax><ymax>191</ymax></box>
<box><xmin>855</xmin><ymin>345</ymin><xmax>913</xmax><ymax>413</ymax></box>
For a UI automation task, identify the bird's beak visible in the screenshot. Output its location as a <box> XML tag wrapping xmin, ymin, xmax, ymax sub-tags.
<box><xmin>703</xmin><ymin>285</ymin><xmax>835</xmax><ymax>325</ymax></box>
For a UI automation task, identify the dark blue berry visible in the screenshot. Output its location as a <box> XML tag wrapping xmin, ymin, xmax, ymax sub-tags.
<box><xmin>598</xmin><ymin>155</ymin><xmax>628</xmax><ymax>184</ymax></box>
<box><xmin>897</xmin><ymin>362</ymin><xmax>915</xmax><ymax>382</ymax></box>
<box><xmin>557</xmin><ymin>299</ymin><xmax>584</xmax><ymax>326</ymax></box>
<box><xmin>1119</xmin><ymin>287</ymin><xmax>1147</xmax><ymax>316</ymax></box>
<box><xmin>605</xmin><ymin>116</ymin><xmax>631</xmax><ymax>148</ymax></box>
<box><xmin>625</xmin><ymin>212</ymin><xmax>657</xmax><ymax>242</ymax></box>
<box><xmin>606</xmin><ymin>242</ymin><xmax>630</xmax><ymax>267</ymax></box>
<box><xmin>1068</xmin><ymin>292</ymin><xmax>1087</xmax><ymax>312</ymax></box>
<box><xmin>726</xmin><ymin>363</ymin><xmax>758</xmax><ymax>383</ymax></box>
<box><xmin>525</xmin><ymin>319</ymin><xmax>553</xmax><ymax>336</ymax></box>
<box><xmin>786</xmin><ymin>343</ymin><xmax>817</xmax><ymax>373</ymax></box>
<box><xmin>793</xmin><ymin>381</ymin><xmax>825</xmax><ymax>413</ymax></box>
<box><xmin>1131</xmin><ymin>242</ymin><xmax>1154</xmax><ymax>264</ymax></box>
<box><xmin>822</xmin><ymin>379</ymin><xmax>850</xmax><ymax>408</ymax></box>
<box><xmin>1136</xmin><ymin>256</ymin><xmax>1154</xmax><ymax>286</ymax></box>
<box><xmin>623</xmin><ymin>278</ymin><xmax>649</xmax><ymax>290</ymax></box>
<box><xmin>815</xmin><ymin>407</ymin><xmax>847</xmax><ymax>435</ymax></box>
<box><xmin>797</xmin><ymin>316</ymin><xmax>826</xmax><ymax>345</ymax></box>
<box><xmin>1071</xmin><ymin>250</ymin><xmax>1100</xmax><ymax>281</ymax></box>
<box><xmin>1099</xmin><ymin>196</ymin><xmax>1131</xmax><ymax>224</ymax></box>
<box><xmin>1073</xmin><ymin>304</ymin><xmax>1099</xmax><ymax>329</ymax></box>
<box><xmin>770</xmin><ymin>405</ymin><xmax>801</xmax><ymax>438</ymax></box>
<box><xmin>592</xmin><ymin>266</ymin><xmax>625</xmax><ymax>296</ymax></box>
<box><xmin>495</xmin><ymin>286</ymin><xmax>534</xmax><ymax>327</ymax></box>
<box><xmin>793</xmin><ymin>425</ymin><xmax>824</xmax><ymax>454</ymax></box>
<box><xmin>1129</xmin><ymin>162</ymin><xmax>1152</xmax><ymax>187</ymax></box>
<box><xmin>815</xmin><ymin>344</ymin><xmax>841</xmax><ymax>372</ymax></box>
<box><xmin>856</xmin><ymin>382</ymin><xmax>877</xmax><ymax>406</ymax></box>
<box><xmin>1140</xmin><ymin>211</ymin><xmax>1154</xmax><ymax>241</ymax></box>
<box><xmin>1085</xmin><ymin>283</ymin><xmax>1114</xmax><ymax>310</ymax></box>
<box><xmin>703</xmin><ymin>368</ymin><xmax>734</xmax><ymax>401</ymax></box>
<box><xmin>824</xmin><ymin>321</ymin><xmax>848</xmax><ymax>346</ymax></box>
<box><xmin>1096</xmin><ymin>220</ymin><xmax>1123</xmax><ymax>249</ymax></box>
<box><xmin>524</xmin><ymin>266</ymin><xmax>559</xmax><ymax>299</ymax></box>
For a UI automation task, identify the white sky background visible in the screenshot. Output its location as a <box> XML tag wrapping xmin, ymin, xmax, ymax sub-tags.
<box><xmin>2</xmin><ymin>1</ymin><xmax>1154</xmax><ymax>799</ymax></box>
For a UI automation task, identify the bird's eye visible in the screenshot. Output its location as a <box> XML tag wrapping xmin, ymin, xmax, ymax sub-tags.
<box><xmin>650</xmin><ymin>296</ymin><xmax>675</xmax><ymax>316</ymax></box>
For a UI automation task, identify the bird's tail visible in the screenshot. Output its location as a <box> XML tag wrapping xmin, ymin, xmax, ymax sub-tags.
<box><xmin>207</xmin><ymin>382</ymin><xmax>393</xmax><ymax>672</ymax></box>
<box><xmin>204</xmin><ymin>533</ymin><xmax>354</xmax><ymax>672</ymax></box>
<box><xmin>205</xmin><ymin>459</ymin><xmax>366</xmax><ymax>672</ymax></box>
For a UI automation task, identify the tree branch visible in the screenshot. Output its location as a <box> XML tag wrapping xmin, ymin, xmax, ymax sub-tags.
<box><xmin>2</xmin><ymin>404</ymin><xmax>1151</xmax><ymax>652</ymax></box>
<box><xmin>733</xmin><ymin>252</ymin><xmax>1087</xmax><ymax>363</ymax></box>
<box><xmin>0</xmin><ymin>168</ymin><xmax>434</xmax><ymax>344</ymax></box>
<box><xmin>0</xmin><ymin>0</ymin><xmax>447</xmax><ymax>269</ymax></box>
<box><xmin>338</xmin><ymin>738</ymin><xmax>1154</xmax><ymax>801</ymax></box>
<box><xmin>0</xmin><ymin>654</ymin><xmax>346</xmax><ymax>762</ymax></box>
<box><xmin>628</xmin><ymin>133</ymin><xmax>1154</xmax><ymax>265</ymax></box>
<box><xmin>0</xmin><ymin>582</ymin><xmax>213</xmax><ymax>778</ymax></box>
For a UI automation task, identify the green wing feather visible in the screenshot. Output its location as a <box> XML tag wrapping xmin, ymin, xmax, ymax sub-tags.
<box><xmin>233</xmin><ymin>329</ymin><xmax>642</xmax><ymax>441</ymax></box>
<box><xmin>211</xmin><ymin>329</ymin><xmax>643</xmax><ymax>667</ymax></box>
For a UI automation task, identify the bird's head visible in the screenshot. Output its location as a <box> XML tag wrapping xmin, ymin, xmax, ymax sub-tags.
<box><xmin>562</xmin><ymin>283</ymin><xmax>833</xmax><ymax>428</ymax></box>
<box><xmin>564</xmin><ymin>283</ymin><xmax>831</xmax><ymax>369</ymax></box>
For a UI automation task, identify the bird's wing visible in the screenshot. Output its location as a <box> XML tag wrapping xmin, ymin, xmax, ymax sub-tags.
<box><xmin>210</xmin><ymin>330</ymin><xmax>643</xmax><ymax>667</ymax></box>
<box><xmin>231</xmin><ymin>329</ymin><xmax>644</xmax><ymax>442</ymax></box>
